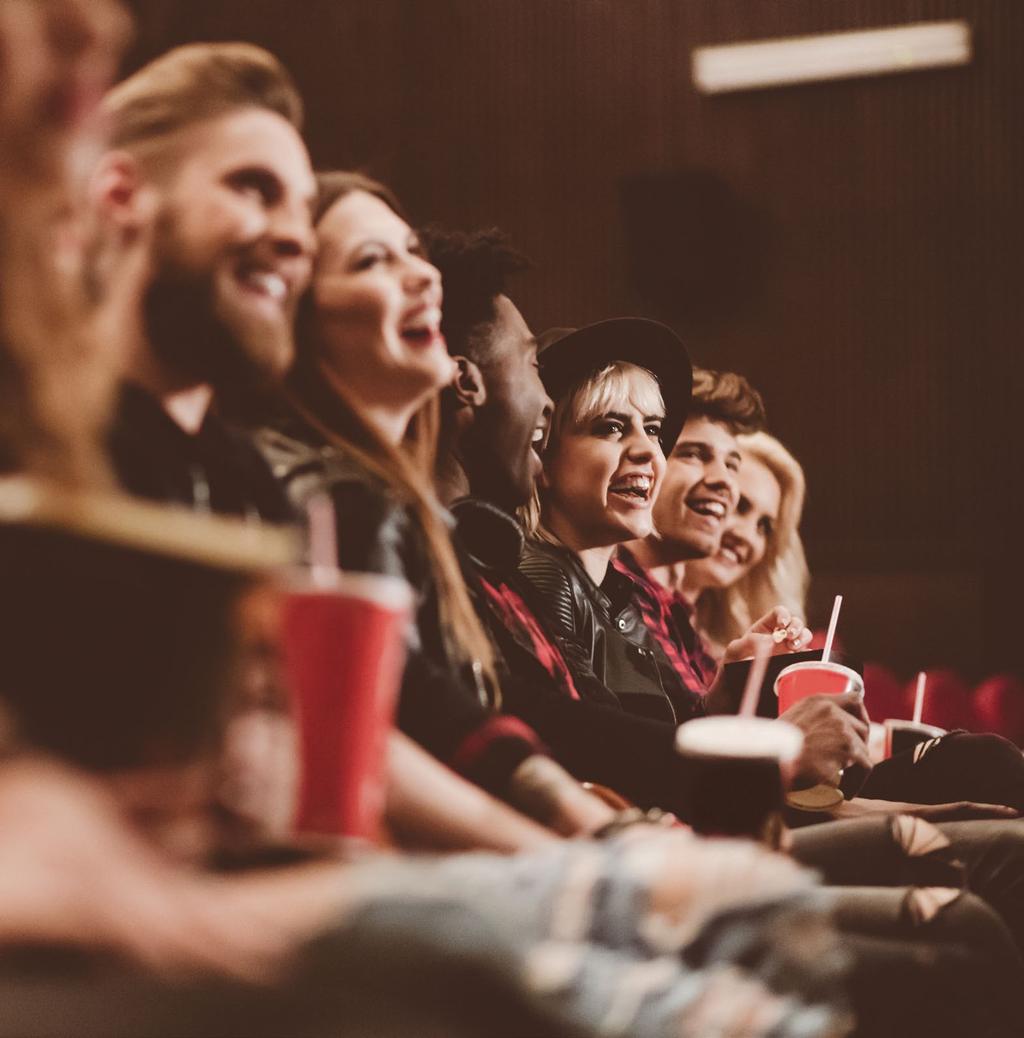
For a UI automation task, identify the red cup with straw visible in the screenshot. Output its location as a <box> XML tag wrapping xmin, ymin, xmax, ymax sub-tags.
<box><xmin>883</xmin><ymin>671</ymin><xmax>946</xmax><ymax>758</ymax></box>
<box><xmin>774</xmin><ymin>596</ymin><xmax>864</xmax><ymax>712</ymax></box>
<box><xmin>773</xmin><ymin>596</ymin><xmax>864</xmax><ymax>808</ymax></box>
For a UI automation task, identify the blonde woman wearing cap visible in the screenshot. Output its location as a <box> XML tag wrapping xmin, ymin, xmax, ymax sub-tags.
<box><xmin>518</xmin><ymin>320</ymin><xmax>705</xmax><ymax>725</ymax></box>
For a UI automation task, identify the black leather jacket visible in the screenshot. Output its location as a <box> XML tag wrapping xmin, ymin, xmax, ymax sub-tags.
<box><xmin>517</xmin><ymin>540</ymin><xmax>685</xmax><ymax>725</ymax></box>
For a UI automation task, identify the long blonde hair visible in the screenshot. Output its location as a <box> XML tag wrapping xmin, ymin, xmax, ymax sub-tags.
<box><xmin>696</xmin><ymin>431</ymin><xmax>809</xmax><ymax>645</ymax></box>
<box><xmin>288</xmin><ymin>172</ymin><xmax>498</xmax><ymax>703</ymax></box>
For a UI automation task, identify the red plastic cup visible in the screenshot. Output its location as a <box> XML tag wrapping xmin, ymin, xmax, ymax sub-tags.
<box><xmin>774</xmin><ymin>660</ymin><xmax>865</xmax><ymax>716</ymax></box>
<box><xmin>279</xmin><ymin>571</ymin><xmax>411</xmax><ymax>840</ymax></box>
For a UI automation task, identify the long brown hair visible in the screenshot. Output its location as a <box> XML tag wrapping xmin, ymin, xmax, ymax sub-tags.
<box><xmin>287</xmin><ymin>171</ymin><xmax>498</xmax><ymax>702</ymax></box>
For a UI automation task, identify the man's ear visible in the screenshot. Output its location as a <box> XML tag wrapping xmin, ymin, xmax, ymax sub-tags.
<box><xmin>88</xmin><ymin>151</ymin><xmax>151</xmax><ymax>233</ymax></box>
<box><xmin>450</xmin><ymin>356</ymin><xmax>487</xmax><ymax>409</ymax></box>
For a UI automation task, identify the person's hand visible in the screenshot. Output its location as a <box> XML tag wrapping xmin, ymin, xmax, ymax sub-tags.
<box><xmin>723</xmin><ymin>606</ymin><xmax>813</xmax><ymax>665</ymax></box>
<box><xmin>779</xmin><ymin>691</ymin><xmax>871</xmax><ymax>787</ymax></box>
<box><xmin>835</xmin><ymin>797</ymin><xmax>1019</xmax><ymax>823</ymax></box>
<box><xmin>0</xmin><ymin>756</ymin><xmax>299</xmax><ymax>981</ymax></box>
<box><xmin>509</xmin><ymin>756</ymin><xmax>616</xmax><ymax>836</ymax></box>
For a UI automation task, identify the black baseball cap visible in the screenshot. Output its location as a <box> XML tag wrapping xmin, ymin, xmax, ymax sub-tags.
<box><xmin>537</xmin><ymin>318</ymin><xmax>692</xmax><ymax>452</ymax></box>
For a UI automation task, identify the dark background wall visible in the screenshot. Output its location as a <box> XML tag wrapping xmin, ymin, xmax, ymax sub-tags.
<box><xmin>124</xmin><ymin>0</ymin><xmax>1023</xmax><ymax>678</ymax></box>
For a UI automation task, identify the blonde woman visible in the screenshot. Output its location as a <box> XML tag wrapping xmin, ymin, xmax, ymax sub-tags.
<box><xmin>683</xmin><ymin>431</ymin><xmax>810</xmax><ymax>657</ymax></box>
<box><xmin>517</xmin><ymin>319</ymin><xmax>703</xmax><ymax>725</ymax></box>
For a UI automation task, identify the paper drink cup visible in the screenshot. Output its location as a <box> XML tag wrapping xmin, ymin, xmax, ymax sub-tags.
<box><xmin>280</xmin><ymin>571</ymin><xmax>411</xmax><ymax>840</ymax></box>
<box><xmin>675</xmin><ymin>716</ymin><xmax>803</xmax><ymax>844</ymax></box>
<box><xmin>883</xmin><ymin>719</ymin><xmax>946</xmax><ymax>760</ymax></box>
<box><xmin>774</xmin><ymin>660</ymin><xmax>864</xmax><ymax>716</ymax></box>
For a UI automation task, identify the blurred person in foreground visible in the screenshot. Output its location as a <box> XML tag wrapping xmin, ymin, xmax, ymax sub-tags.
<box><xmin>0</xmin><ymin>0</ymin><xmax>136</xmax><ymax>486</ymax></box>
<box><xmin>0</xmin><ymin>0</ymin><xmax>270</xmax><ymax>987</ymax></box>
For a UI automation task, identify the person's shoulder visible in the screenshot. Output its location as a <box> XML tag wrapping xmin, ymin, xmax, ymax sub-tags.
<box><xmin>517</xmin><ymin>540</ymin><xmax>584</xmax><ymax>633</ymax></box>
<box><xmin>253</xmin><ymin>427</ymin><xmax>390</xmax><ymax>508</ymax></box>
<box><xmin>451</xmin><ymin>498</ymin><xmax>523</xmax><ymax>575</ymax></box>
<box><xmin>250</xmin><ymin>425</ymin><xmax>319</xmax><ymax>478</ymax></box>
<box><xmin>519</xmin><ymin>539</ymin><xmax>576</xmax><ymax>584</ymax></box>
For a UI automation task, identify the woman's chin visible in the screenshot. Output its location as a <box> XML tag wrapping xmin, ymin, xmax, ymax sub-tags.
<box><xmin>367</xmin><ymin>350</ymin><xmax>455</xmax><ymax>404</ymax></box>
<box><xmin>703</xmin><ymin>559</ymin><xmax>743</xmax><ymax>590</ymax></box>
<box><xmin>400</xmin><ymin>347</ymin><xmax>457</xmax><ymax>394</ymax></box>
<box><xmin>604</xmin><ymin>515</ymin><xmax>653</xmax><ymax>545</ymax></box>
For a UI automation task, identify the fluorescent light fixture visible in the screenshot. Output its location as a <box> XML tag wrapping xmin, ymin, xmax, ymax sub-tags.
<box><xmin>692</xmin><ymin>20</ymin><xmax>971</xmax><ymax>95</ymax></box>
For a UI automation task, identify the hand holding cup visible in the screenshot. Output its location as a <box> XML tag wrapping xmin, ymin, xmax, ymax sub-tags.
<box><xmin>779</xmin><ymin>691</ymin><xmax>872</xmax><ymax>788</ymax></box>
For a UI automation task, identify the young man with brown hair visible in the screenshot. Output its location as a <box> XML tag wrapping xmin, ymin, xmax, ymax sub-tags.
<box><xmin>97</xmin><ymin>42</ymin><xmax>316</xmax><ymax>515</ymax></box>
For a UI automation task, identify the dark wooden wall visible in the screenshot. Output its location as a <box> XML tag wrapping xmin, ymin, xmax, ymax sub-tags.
<box><xmin>125</xmin><ymin>0</ymin><xmax>1024</xmax><ymax>678</ymax></box>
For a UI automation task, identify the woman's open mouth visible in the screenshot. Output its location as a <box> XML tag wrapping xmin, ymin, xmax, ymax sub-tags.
<box><xmin>530</xmin><ymin>424</ymin><xmax>547</xmax><ymax>464</ymax></box>
<box><xmin>400</xmin><ymin>307</ymin><xmax>444</xmax><ymax>348</ymax></box>
<box><xmin>608</xmin><ymin>474</ymin><xmax>653</xmax><ymax>507</ymax></box>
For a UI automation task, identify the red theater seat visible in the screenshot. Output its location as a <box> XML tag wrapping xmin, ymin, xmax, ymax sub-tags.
<box><xmin>862</xmin><ymin>664</ymin><xmax>909</xmax><ymax>723</ymax></box>
<box><xmin>910</xmin><ymin>669</ymin><xmax>977</xmax><ymax>733</ymax></box>
<box><xmin>973</xmin><ymin>675</ymin><xmax>1024</xmax><ymax>747</ymax></box>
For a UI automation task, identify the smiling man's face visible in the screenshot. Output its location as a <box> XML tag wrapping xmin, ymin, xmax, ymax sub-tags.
<box><xmin>461</xmin><ymin>295</ymin><xmax>553</xmax><ymax>512</ymax></box>
<box><xmin>143</xmin><ymin>107</ymin><xmax>316</xmax><ymax>391</ymax></box>
<box><xmin>650</xmin><ymin>415</ymin><xmax>741</xmax><ymax>559</ymax></box>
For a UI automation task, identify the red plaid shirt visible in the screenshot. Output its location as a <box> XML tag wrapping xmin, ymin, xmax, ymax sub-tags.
<box><xmin>479</xmin><ymin>578</ymin><xmax>582</xmax><ymax>700</ymax></box>
<box><xmin>613</xmin><ymin>548</ymin><xmax>717</xmax><ymax>699</ymax></box>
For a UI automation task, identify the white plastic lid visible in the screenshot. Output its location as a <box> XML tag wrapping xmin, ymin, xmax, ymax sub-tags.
<box><xmin>676</xmin><ymin>716</ymin><xmax>804</xmax><ymax>762</ymax></box>
<box><xmin>283</xmin><ymin>567</ymin><xmax>413</xmax><ymax>612</ymax></box>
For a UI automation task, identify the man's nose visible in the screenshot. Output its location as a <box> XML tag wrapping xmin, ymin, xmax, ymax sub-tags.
<box><xmin>704</xmin><ymin>461</ymin><xmax>739</xmax><ymax>505</ymax></box>
<box><xmin>267</xmin><ymin>203</ymin><xmax>315</xmax><ymax>260</ymax></box>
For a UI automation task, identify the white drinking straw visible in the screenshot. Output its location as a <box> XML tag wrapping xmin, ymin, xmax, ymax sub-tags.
<box><xmin>820</xmin><ymin>594</ymin><xmax>843</xmax><ymax>664</ymax></box>
<box><xmin>912</xmin><ymin>670</ymin><xmax>927</xmax><ymax>725</ymax></box>
<box><xmin>739</xmin><ymin>640</ymin><xmax>772</xmax><ymax>717</ymax></box>
<box><xmin>307</xmin><ymin>492</ymin><xmax>338</xmax><ymax>586</ymax></box>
